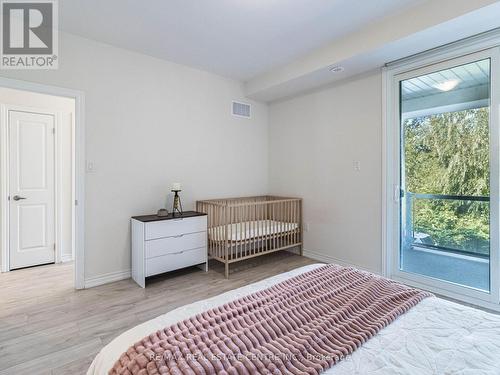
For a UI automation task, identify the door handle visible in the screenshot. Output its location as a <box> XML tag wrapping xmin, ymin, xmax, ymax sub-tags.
<box><xmin>12</xmin><ymin>195</ymin><xmax>27</xmax><ymax>201</ymax></box>
<box><xmin>393</xmin><ymin>185</ymin><xmax>401</xmax><ymax>203</ymax></box>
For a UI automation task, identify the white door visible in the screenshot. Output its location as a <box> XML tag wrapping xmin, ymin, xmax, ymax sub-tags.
<box><xmin>9</xmin><ymin>110</ymin><xmax>55</xmax><ymax>269</ymax></box>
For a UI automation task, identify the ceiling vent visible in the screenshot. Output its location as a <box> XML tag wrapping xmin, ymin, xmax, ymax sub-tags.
<box><xmin>232</xmin><ymin>101</ymin><xmax>251</xmax><ymax>118</ymax></box>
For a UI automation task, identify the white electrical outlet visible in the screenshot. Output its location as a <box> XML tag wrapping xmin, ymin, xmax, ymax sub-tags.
<box><xmin>353</xmin><ymin>160</ymin><xmax>361</xmax><ymax>171</ymax></box>
<box><xmin>304</xmin><ymin>222</ymin><xmax>310</xmax><ymax>232</ymax></box>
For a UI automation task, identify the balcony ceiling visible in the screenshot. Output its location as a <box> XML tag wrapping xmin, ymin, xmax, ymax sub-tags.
<box><xmin>402</xmin><ymin>60</ymin><xmax>490</xmax><ymax>100</ymax></box>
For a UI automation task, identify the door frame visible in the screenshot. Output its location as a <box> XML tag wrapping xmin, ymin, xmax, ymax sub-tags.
<box><xmin>383</xmin><ymin>37</ymin><xmax>500</xmax><ymax>311</ymax></box>
<box><xmin>0</xmin><ymin>78</ymin><xmax>85</xmax><ymax>289</ymax></box>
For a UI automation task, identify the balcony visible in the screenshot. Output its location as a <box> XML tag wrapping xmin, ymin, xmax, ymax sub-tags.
<box><xmin>401</xmin><ymin>192</ymin><xmax>490</xmax><ymax>291</ymax></box>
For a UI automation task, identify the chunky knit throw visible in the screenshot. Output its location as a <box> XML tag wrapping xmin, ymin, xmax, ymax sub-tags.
<box><xmin>110</xmin><ymin>264</ymin><xmax>431</xmax><ymax>375</ymax></box>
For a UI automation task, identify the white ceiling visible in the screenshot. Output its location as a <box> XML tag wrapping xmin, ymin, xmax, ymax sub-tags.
<box><xmin>59</xmin><ymin>0</ymin><xmax>424</xmax><ymax>81</ymax></box>
<box><xmin>244</xmin><ymin>0</ymin><xmax>500</xmax><ymax>102</ymax></box>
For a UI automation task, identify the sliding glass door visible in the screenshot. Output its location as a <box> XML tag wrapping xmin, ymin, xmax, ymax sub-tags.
<box><xmin>389</xmin><ymin>48</ymin><xmax>500</xmax><ymax>304</ymax></box>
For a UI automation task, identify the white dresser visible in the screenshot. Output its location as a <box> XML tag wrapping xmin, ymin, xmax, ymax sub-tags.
<box><xmin>131</xmin><ymin>211</ymin><xmax>208</xmax><ymax>288</ymax></box>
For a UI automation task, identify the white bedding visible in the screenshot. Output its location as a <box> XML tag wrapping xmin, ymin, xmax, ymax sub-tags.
<box><xmin>88</xmin><ymin>264</ymin><xmax>500</xmax><ymax>375</ymax></box>
<box><xmin>209</xmin><ymin>219</ymin><xmax>298</xmax><ymax>241</ymax></box>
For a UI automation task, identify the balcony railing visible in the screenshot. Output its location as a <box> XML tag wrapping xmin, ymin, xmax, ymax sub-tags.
<box><xmin>404</xmin><ymin>192</ymin><xmax>490</xmax><ymax>259</ymax></box>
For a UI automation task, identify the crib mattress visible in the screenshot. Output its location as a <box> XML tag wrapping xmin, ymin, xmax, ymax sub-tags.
<box><xmin>209</xmin><ymin>219</ymin><xmax>298</xmax><ymax>241</ymax></box>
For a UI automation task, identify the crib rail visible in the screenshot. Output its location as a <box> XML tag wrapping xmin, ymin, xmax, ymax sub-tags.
<box><xmin>196</xmin><ymin>196</ymin><xmax>302</xmax><ymax>278</ymax></box>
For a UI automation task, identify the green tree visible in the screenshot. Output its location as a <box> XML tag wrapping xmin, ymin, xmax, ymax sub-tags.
<box><xmin>404</xmin><ymin>107</ymin><xmax>490</xmax><ymax>255</ymax></box>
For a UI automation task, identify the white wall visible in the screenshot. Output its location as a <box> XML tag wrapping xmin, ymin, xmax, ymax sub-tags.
<box><xmin>0</xmin><ymin>88</ymin><xmax>74</xmax><ymax>267</ymax></box>
<box><xmin>0</xmin><ymin>32</ymin><xmax>268</xmax><ymax>281</ymax></box>
<box><xmin>268</xmin><ymin>72</ymin><xmax>383</xmax><ymax>273</ymax></box>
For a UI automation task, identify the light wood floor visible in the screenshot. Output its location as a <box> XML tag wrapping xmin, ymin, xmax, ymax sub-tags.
<box><xmin>0</xmin><ymin>252</ymin><xmax>317</xmax><ymax>375</ymax></box>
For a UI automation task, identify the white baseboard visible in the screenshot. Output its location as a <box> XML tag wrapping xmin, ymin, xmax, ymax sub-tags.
<box><xmin>84</xmin><ymin>269</ymin><xmax>131</xmax><ymax>288</ymax></box>
<box><xmin>303</xmin><ymin>249</ymin><xmax>381</xmax><ymax>275</ymax></box>
<box><xmin>60</xmin><ymin>254</ymin><xmax>73</xmax><ymax>263</ymax></box>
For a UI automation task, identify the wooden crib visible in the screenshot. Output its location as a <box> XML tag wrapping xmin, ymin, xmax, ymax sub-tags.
<box><xmin>196</xmin><ymin>196</ymin><xmax>302</xmax><ymax>278</ymax></box>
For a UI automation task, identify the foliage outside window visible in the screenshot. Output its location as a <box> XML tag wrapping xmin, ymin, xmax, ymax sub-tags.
<box><xmin>404</xmin><ymin>108</ymin><xmax>490</xmax><ymax>255</ymax></box>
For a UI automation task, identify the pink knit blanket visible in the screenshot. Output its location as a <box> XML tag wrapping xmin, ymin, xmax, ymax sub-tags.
<box><xmin>110</xmin><ymin>265</ymin><xmax>432</xmax><ymax>375</ymax></box>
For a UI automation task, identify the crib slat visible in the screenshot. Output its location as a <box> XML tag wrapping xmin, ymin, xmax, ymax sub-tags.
<box><xmin>244</xmin><ymin>204</ymin><xmax>248</xmax><ymax>259</ymax></box>
<box><xmin>273</xmin><ymin>203</ymin><xmax>277</xmax><ymax>250</ymax></box>
<box><xmin>219</xmin><ymin>204</ymin><xmax>222</xmax><ymax>259</ymax></box>
<box><xmin>255</xmin><ymin>204</ymin><xmax>258</xmax><ymax>256</ymax></box>
<box><xmin>215</xmin><ymin>203</ymin><xmax>219</xmax><ymax>259</ymax></box>
<box><xmin>256</xmin><ymin>204</ymin><xmax>259</xmax><ymax>255</ymax></box>
<box><xmin>214</xmin><ymin>204</ymin><xmax>217</xmax><ymax>259</ymax></box>
<box><xmin>255</xmin><ymin>204</ymin><xmax>259</xmax><ymax>256</ymax></box>
<box><xmin>269</xmin><ymin>203</ymin><xmax>276</xmax><ymax>250</ymax></box>
<box><xmin>281</xmin><ymin>201</ymin><xmax>284</xmax><ymax>249</ymax></box>
<box><xmin>252</xmin><ymin>204</ymin><xmax>255</xmax><ymax>257</ymax></box>
<box><xmin>289</xmin><ymin>200</ymin><xmax>292</xmax><ymax>247</ymax></box>
<box><xmin>278</xmin><ymin>201</ymin><xmax>282</xmax><ymax>250</ymax></box>
<box><xmin>259</xmin><ymin>204</ymin><xmax>262</xmax><ymax>255</ymax></box>
<box><xmin>286</xmin><ymin>200</ymin><xmax>289</xmax><ymax>247</ymax></box>
<box><xmin>263</xmin><ymin>203</ymin><xmax>267</xmax><ymax>253</ymax></box>
<box><xmin>290</xmin><ymin>200</ymin><xmax>293</xmax><ymax>246</ymax></box>
<box><xmin>250</xmin><ymin>203</ymin><xmax>253</xmax><ymax>257</ymax></box>
<box><xmin>229</xmin><ymin>205</ymin><xmax>232</xmax><ymax>261</ymax></box>
<box><xmin>233</xmin><ymin>205</ymin><xmax>236</xmax><ymax>261</ymax></box>
<box><xmin>293</xmin><ymin>200</ymin><xmax>296</xmax><ymax>246</ymax></box>
<box><xmin>282</xmin><ymin>201</ymin><xmax>285</xmax><ymax>249</ymax></box>
<box><xmin>246</xmin><ymin>204</ymin><xmax>249</xmax><ymax>258</ymax></box>
<box><xmin>240</xmin><ymin>205</ymin><xmax>243</xmax><ymax>259</ymax></box>
<box><xmin>277</xmin><ymin>202</ymin><xmax>280</xmax><ymax>250</ymax></box>
<box><xmin>212</xmin><ymin>203</ymin><xmax>215</xmax><ymax>258</ymax></box>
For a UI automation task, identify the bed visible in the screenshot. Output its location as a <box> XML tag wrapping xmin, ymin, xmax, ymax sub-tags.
<box><xmin>88</xmin><ymin>264</ymin><xmax>500</xmax><ymax>375</ymax></box>
<box><xmin>196</xmin><ymin>196</ymin><xmax>302</xmax><ymax>278</ymax></box>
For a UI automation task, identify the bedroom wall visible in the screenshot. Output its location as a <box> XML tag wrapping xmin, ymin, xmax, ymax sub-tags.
<box><xmin>268</xmin><ymin>72</ymin><xmax>383</xmax><ymax>274</ymax></box>
<box><xmin>0</xmin><ymin>32</ymin><xmax>268</xmax><ymax>282</ymax></box>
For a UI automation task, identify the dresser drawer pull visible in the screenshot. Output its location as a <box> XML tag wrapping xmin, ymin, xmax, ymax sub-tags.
<box><xmin>172</xmin><ymin>234</ymin><xmax>184</xmax><ymax>238</ymax></box>
<box><xmin>172</xmin><ymin>250</ymin><xmax>185</xmax><ymax>255</ymax></box>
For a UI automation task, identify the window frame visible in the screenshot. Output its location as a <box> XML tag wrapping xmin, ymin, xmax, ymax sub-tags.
<box><xmin>383</xmin><ymin>40</ymin><xmax>500</xmax><ymax>310</ymax></box>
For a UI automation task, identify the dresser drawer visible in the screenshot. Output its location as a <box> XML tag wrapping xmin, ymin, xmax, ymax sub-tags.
<box><xmin>145</xmin><ymin>216</ymin><xmax>206</xmax><ymax>240</ymax></box>
<box><xmin>145</xmin><ymin>247</ymin><xmax>206</xmax><ymax>277</ymax></box>
<box><xmin>145</xmin><ymin>231</ymin><xmax>207</xmax><ymax>258</ymax></box>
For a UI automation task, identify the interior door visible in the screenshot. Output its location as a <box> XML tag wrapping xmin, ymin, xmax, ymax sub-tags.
<box><xmin>9</xmin><ymin>110</ymin><xmax>55</xmax><ymax>269</ymax></box>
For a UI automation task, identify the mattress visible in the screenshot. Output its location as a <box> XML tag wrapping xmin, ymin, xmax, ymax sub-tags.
<box><xmin>87</xmin><ymin>264</ymin><xmax>500</xmax><ymax>375</ymax></box>
<box><xmin>209</xmin><ymin>219</ymin><xmax>298</xmax><ymax>241</ymax></box>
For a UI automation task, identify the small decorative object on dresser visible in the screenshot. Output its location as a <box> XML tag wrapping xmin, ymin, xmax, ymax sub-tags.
<box><xmin>156</xmin><ymin>208</ymin><xmax>169</xmax><ymax>217</ymax></box>
<box><xmin>131</xmin><ymin>211</ymin><xmax>208</xmax><ymax>288</ymax></box>
<box><xmin>171</xmin><ymin>182</ymin><xmax>183</xmax><ymax>217</ymax></box>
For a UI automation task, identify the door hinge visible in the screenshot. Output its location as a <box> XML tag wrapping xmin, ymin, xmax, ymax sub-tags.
<box><xmin>53</xmin><ymin>243</ymin><xmax>56</xmax><ymax>251</ymax></box>
<box><xmin>52</xmin><ymin>127</ymin><xmax>55</xmax><ymax>135</ymax></box>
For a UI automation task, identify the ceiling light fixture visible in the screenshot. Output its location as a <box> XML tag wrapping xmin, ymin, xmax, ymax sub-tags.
<box><xmin>329</xmin><ymin>65</ymin><xmax>344</xmax><ymax>73</ymax></box>
<box><xmin>434</xmin><ymin>79</ymin><xmax>460</xmax><ymax>92</ymax></box>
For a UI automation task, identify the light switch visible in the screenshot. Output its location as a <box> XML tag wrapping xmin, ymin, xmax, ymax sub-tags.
<box><xmin>86</xmin><ymin>161</ymin><xmax>95</xmax><ymax>173</ymax></box>
<box><xmin>353</xmin><ymin>161</ymin><xmax>361</xmax><ymax>171</ymax></box>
